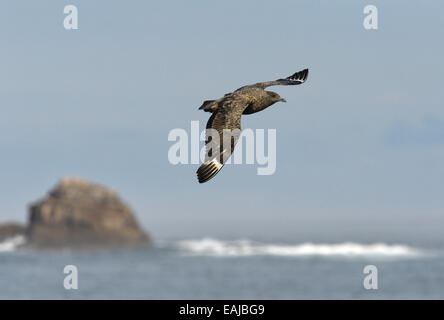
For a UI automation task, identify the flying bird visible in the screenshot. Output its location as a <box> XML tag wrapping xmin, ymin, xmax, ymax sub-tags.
<box><xmin>197</xmin><ymin>68</ymin><xmax>309</xmax><ymax>183</ymax></box>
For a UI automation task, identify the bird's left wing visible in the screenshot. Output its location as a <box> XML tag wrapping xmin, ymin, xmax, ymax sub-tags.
<box><xmin>196</xmin><ymin>97</ymin><xmax>250</xmax><ymax>183</ymax></box>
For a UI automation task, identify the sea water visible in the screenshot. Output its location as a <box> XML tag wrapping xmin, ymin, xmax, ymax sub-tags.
<box><xmin>1</xmin><ymin>234</ymin><xmax>444</xmax><ymax>299</ymax></box>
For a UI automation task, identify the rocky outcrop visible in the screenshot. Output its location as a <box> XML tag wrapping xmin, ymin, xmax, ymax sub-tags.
<box><xmin>0</xmin><ymin>223</ymin><xmax>26</xmax><ymax>242</ymax></box>
<box><xmin>26</xmin><ymin>177</ymin><xmax>151</xmax><ymax>249</ymax></box>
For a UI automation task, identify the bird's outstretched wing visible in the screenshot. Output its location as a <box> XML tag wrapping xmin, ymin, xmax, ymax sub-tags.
<box><xmin>238</xmin><ymin>68</ymin><xmax>309</xmax><ymax>91</ymax></box>
<box><xmin>197</xmin><ymin>97</ymin><xmax>249</xmax><ymax>183</ymax></box>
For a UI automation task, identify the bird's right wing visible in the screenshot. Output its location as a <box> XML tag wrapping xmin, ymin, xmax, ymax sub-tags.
<box><xmin>196</xmin><ymin>97</ymin><xmax>249</xmax><ymax>183</ymax></box>
<box><xmin>238</xmin><ymin>68</ymin><xmax>309</xmax><ymax>91</ymax></box>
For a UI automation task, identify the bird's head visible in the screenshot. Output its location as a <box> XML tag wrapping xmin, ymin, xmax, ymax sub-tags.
<box><xmin>266</xmin><ymin>91</ymin><xmax>286</xmax><ymax>104</ymax></box>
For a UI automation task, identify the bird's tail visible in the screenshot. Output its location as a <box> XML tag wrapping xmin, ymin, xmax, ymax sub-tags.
<box><xmin>196</xmin><ymin>158</ymin><xmax>224</xmax><ymax>183</ymax></box>
<box><xmin>198</xmin><ymin>100</ymin><xmax>218</xmax><ymax>112</ymax></box>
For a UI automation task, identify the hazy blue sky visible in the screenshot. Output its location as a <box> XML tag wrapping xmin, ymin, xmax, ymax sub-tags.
<box><xmin>1</xmin><ymin>1</ymin><xmax>443</xmax><ymax>240</ymax></box>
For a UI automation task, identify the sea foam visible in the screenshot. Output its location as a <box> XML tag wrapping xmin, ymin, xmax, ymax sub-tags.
<box><xmin>0</xmin><ymin>235</ymin><xmax>26</xmax><ymax>252</ymax></box>
<box><xmin>176</xmin><ymin>238</ymin><xmax>421</xmax><ymax>258</ymax></box>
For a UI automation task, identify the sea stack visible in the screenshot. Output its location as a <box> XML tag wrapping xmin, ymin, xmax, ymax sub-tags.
<box><xmin>27</xmin><ymin>177</ymin><xmax>151</xmax><ymax>249</ymax></box>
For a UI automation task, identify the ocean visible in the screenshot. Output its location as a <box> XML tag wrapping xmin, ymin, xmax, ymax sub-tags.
<box><xmin>1</xmin><ymin>234</ymin><xmax>444</xmax><ymax>300</ymax></box>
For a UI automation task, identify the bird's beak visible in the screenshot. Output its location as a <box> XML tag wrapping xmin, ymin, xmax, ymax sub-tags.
<box><xmin>280</xmin><ymin>98</ymin><xmax>287</xmax><ymax>103</ymax></box>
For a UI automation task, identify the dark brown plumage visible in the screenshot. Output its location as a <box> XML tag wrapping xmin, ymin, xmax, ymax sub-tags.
<box><xmin>197</xmin><ymin>68</ymin><xmax>309</xmax><ymax>183</ymax></box>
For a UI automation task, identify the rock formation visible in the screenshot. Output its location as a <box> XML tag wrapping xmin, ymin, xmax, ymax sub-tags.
<box><xmin>0</xmin><ymin>223</ymin><xmax>26</xmax><ymax>242</ymax></box>
<box><xmin>26</xmin><ymin>177</ymin><xmax>151</xmax><ymax>249</ymax></box>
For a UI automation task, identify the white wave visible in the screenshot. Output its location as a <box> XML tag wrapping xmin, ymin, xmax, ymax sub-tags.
<box><xmin>0</xmin><ymin>235</ymin><xmax>26</xmax><ymax>252</ymax></box>
<box><xmin>176</xmin><ymin>238</ymin><xmax>421</xmax><ymax>258</ymax></box>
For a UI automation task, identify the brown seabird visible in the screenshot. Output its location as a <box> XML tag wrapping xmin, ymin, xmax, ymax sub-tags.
<box><xmin>197</xmin><ymin>68</ymin><xmax>309</xmax><ymax>183</ymax></box>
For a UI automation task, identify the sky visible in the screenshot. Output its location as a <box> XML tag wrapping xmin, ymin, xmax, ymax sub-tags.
<box><xmin>0</xmin><ymin>1</ymin><xmax>443</xmax><ymax>241</ymax></box>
